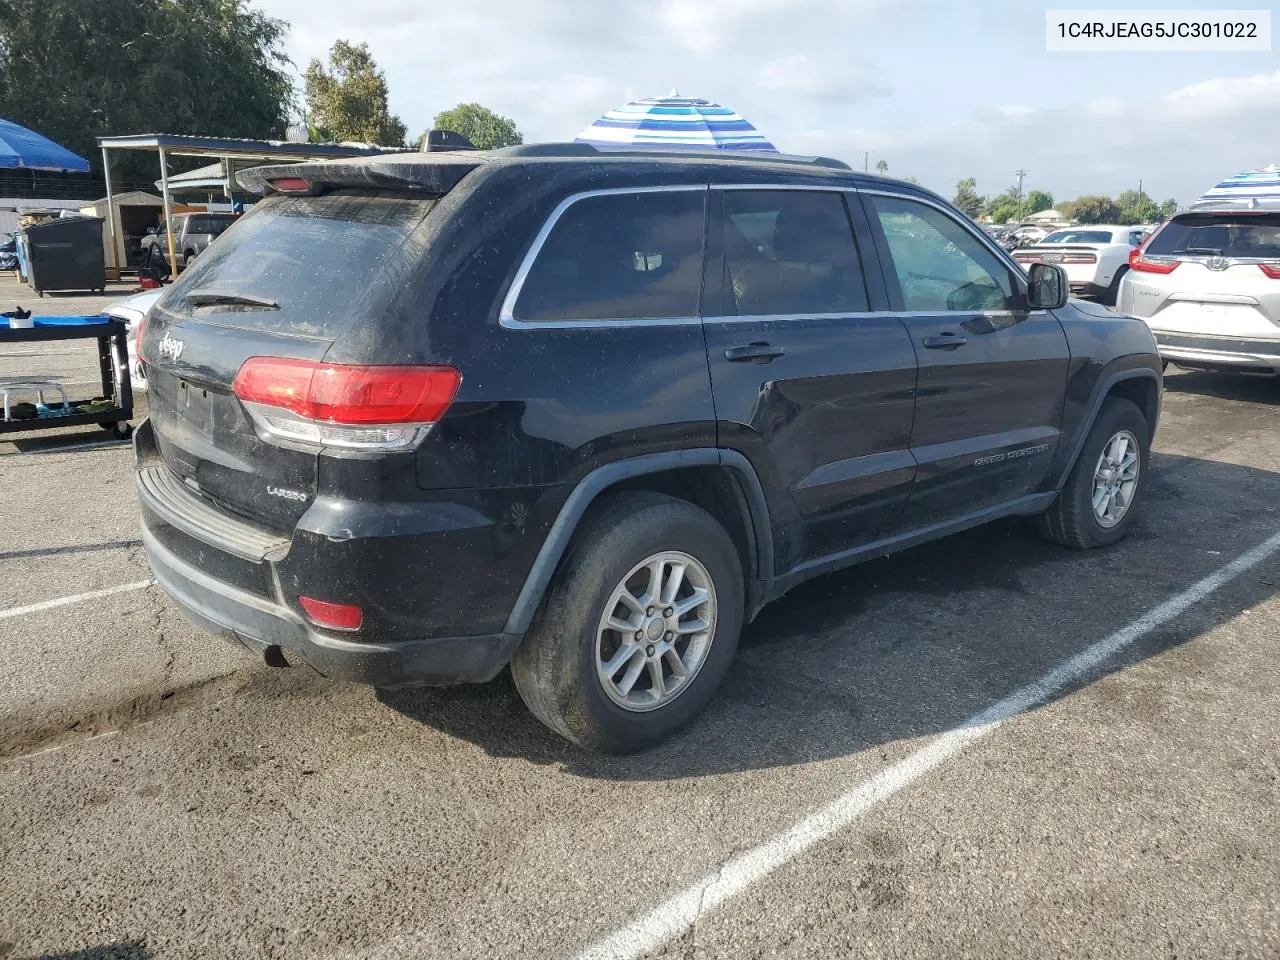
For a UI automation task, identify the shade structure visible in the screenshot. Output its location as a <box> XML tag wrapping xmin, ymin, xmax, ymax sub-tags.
<box><xmin>575</xmin><ymin>91</ymin><xmax>776</xmax><ymax>152</ymax></box>
<box><xmin>1194</xmin><ymin>164</ymin><xmax>1280</xmax><ymax>208</ymax></box>
<box><xmin>0</xmin><ymin>118</ymin><xmax>90</xmax><ymax>172</ymax></box>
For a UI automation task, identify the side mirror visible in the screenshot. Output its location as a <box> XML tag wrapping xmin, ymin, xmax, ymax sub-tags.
<box><xmin>1027</xmin><ymin>262</ymin><xmax>1068</xmax><ymax>310</ymax></box>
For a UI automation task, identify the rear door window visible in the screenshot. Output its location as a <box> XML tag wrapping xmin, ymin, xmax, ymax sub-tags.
<box><xmin>513</xmin><ymin>190</ymin><xmax>705</xmax><ymax>322</ymax></box>
<box><xmin>870</xmin><ymin>195</ymin><xmax>1017</xmax><ymax>312</ymax></box>
<box><xmin>1145</xmin><ymin>213</ymin><xmax>1280</xmax><ymax>259</ymax></box>
<box><xmin>718</xmin><ymin>190</ymin><xmax>869</xmax><ymax>315</ymax></box>
<box><xmin>159</xmin><ymin>191</ymin><xmax>436</xmax><ymax>338</ymax></box>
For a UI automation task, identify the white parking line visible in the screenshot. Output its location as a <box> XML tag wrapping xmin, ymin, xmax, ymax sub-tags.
<box><xmin>0</xmin><ymin>579</ymin><xmax>152</xmax><ymax>621</ymax></box>
<box><xmin>573</xmin><ymin>528</ymin><xmax>1280</xmax><ymax>960</ymax></box>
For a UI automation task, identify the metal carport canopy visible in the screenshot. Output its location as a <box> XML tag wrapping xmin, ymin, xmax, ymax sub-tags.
<box><xmin>95</xmin><ymin>133</ymin><xmax>408</xmax><ymax>277</ymax></box>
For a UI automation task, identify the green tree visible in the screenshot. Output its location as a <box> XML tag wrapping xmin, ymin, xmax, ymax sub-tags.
<box><xmin>1062</xmin><ymin>195</ymin><xmax>1121</xmax><ymax>224</ymax></box>
<box><xmin>428</xmin><ymin>103</ymin><xmax>523</xmax><ymax>150</ymax></box>
<box><xmin>1159</xmin><ymin>198</ymin><xmax>1179</xmax><ymax>219</ymax></box>
<box><xmin>874</xmin><ymin>159</ymin><xmax>889</xmax><ymax>174</ymax></box>
<box><xmin>1115</xmin><ymin>189</ymin><xmax>1157</xmax><ymax>224</ymax></box>
<box><xmin>985</xmin><ymin>187</ymin><xmax>1028</xmax><ymax>225</ymax></box>
<box><xmin>0</xmin><ymin>0</ymin><xmax>292</xmax><ymax>177</ymax></box>
<box><xmin>304</xmin><ymin>40</ymin><xmax>406</xmax><ymax>146</ymax></box>
<box><xmin>952</xmin><ymin>177</ymin><xmax>983</xmax><ymax>218</ymax></box>
<box><xmin>1025</xmin><ymin>189</ymin><xmax>1054</xmax><ymax>215</ymax></box>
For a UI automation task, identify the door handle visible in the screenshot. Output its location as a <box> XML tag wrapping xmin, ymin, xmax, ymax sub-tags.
<box><xmin>725</xmin><ymin>342</ymin><xmax>786</xmax><ymax>363</ymax></box>
<box><xmin>922</xmin><ymin>333</ymin><xmax>968</xmax><ymax>350</ymax></box>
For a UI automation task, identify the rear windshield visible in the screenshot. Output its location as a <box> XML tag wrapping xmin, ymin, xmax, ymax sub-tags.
<box><xmin>159</xmin><ymin>191</ymin><xmax>436</xmax><ymax>338</ymax></box>
<box><xmin>1145</xmin><ymin>213</ymin><xmax>1280</xmax><ymax>259</ymax></box>
<box><xmin>189</xmin><ymin>215</ymin><xmax>237</xmax><ymax>235</ymax></box>
<box><xmin>1041</xmin><ymin>230</ymin><xmax>1114</xmax><ymax>244</ymax></box>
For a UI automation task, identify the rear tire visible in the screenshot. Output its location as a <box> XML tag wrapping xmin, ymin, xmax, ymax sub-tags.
<box><xmin>511</xmin><ymin>492</ymin><xmax>744</xmax><ymax>753</ymax></box>
<box><xmin>1038</xmin><ymin>397</ymin><xmax>1149</xmax><ymax>549</ymax></box>
<box><xmin>1103</xmin><ymin>266</ymin><xmax>1128</xmax><ymax>307</ymax></box>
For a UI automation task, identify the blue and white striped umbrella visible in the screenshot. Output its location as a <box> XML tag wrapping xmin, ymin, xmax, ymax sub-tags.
<box><xmin>1195</xmin><ymin>164</ymin><xmax>1280</xmax><ymax>208</ymax></box>
<box><xmin>575</xmin><ymin>91</ymin><xmax>777</xmax><ymax>152</ymax></box>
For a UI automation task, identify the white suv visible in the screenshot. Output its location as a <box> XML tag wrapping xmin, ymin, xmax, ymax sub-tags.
<box><xmin>1014</xmin><ymin>225</ymin><xmax>1145</xmax><ymax>305</ymax></box>
<box><xmin>1118</xmin><ymin>207</ymin><xmax>1280</xmax><ymax>375</ymax></box>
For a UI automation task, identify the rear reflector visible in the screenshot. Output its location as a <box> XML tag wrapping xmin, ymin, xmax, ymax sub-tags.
<box><xmin>233</xmin><ymin>358</ymin><xmax>461</xmax><ymax>451</ymax></box>
<box><xmin>1128</xmin><ymin>248</ymin><xmax>1180</xmax><ymax>274</ymax></box>
<box><xmin>1259</xmin><ymin>262</ymin><xmax>1280</xmax><ymax>279</ymax></box>
<box><xmin>298</xmin><ymin>596</ymin><xmax>363</xmax><ymax>631</ymax></box>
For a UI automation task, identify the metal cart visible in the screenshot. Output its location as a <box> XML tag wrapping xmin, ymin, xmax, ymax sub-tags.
<box><xmin>0</xmin><ymin>317</ymin><xmax>133</xmax><ymax>440</ymax></box>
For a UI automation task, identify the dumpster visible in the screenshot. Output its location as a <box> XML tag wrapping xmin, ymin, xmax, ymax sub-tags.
<box><xmin>22</xmin><ymin>215</ymin><xmax>106</xmax><ymax>296</ymax></box>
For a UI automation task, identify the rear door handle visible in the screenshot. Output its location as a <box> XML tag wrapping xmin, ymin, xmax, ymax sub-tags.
<box><xmin>725</xmin><ymin>342</ymin><xmax>786</xmax><ymax>363</ymax></box>
<box><xmin>922</xmin><ymin>333</ymin><xmax>968</xmax><ymax>350</ymax></box>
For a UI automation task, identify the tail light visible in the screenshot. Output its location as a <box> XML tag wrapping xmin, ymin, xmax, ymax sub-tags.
<box><xmin>1128</xmin><ymin>247</ymin><xmax>1180</xmax><ymax>274</ymax></box>
<box><xmin>1014</xmin><ymin>253</ymin><xmax>1041</xmax><ymax>263</ymax></box>
<box><xmin>1259</xmin><ymin>262</ymin><xmax>1280</xmax><ymax>279</ymax></box>
<box><xmin>134</xmin><ymin>311</ymin><xmax>146</xmax><ymax>360</ymax></box>
<box><xmin>1061</xmin><ymin>253</ymin><xmax>1097</xmax><ymax>264</ymax></box>
<box><xmin>232</xmin><ymin>357</ymin><xmax>461</xmax><ymax>452</ymax></box>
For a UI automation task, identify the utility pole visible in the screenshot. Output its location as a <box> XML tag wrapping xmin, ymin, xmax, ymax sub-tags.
<box><xmin>1015</xmin><ymin>169</ymin><xmax>1028</xmax><ymax>200</ymax></box>
<box><xmin>864</xmin><ymin>151</ymin><xmax>869</xmax><ymax>173</ymax></box>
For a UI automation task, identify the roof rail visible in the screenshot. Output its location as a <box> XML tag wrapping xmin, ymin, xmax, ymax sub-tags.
<box><xmin>490</xmin><ymin>141</ymin><xmax>852</xmax><ymax>170</ymax></box>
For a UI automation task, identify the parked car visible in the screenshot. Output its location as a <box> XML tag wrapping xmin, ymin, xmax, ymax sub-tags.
<box><xmin>105</xmin><ymin>288</ymin><xmax>163</xmax><ymax>391</ymax></box>
<box><xmin>134</xmin><ymin>145</ymin><xmax>1162</xmax><ymax>752</ymax></box>
<box><xmin>1012</xmin><ymin>225</ymin><xmax>1146</xmax><ymax>304</ymax></box>
<box><xmin>139</xmin><ymin>213</ymin><xmax>238</xmax><ymax>273</ymax></box>
<box><xmin>1118</xmin><ymin>205</ymin><xmax>1280</xmax><ymax>374</ymax></box>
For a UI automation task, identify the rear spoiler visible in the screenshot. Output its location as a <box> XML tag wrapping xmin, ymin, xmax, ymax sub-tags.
<box><xmin>238</xmin><ymin>154</ymin><xmax>484</xmax><ymax>197</ymax></box>
<box><xmin>238</xmin><ymin>129</ymin><xmax>484</xmax><ymax>196</ymax></box>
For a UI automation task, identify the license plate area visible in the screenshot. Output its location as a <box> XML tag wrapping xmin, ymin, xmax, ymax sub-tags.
<box><xmin>175</xmin><ymin>377</ymin><xmax>216</xmax><ymax>436</ymax></box>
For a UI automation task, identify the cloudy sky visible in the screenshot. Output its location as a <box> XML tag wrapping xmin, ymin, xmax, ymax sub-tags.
<box><xmin>255</xmin><ymin>0</ymin><xmax>1280</xmax><ymax>205</ymax></box>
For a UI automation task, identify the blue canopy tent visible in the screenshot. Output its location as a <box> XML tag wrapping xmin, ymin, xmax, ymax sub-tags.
<box><xmin>0</xmin><ymin>118</ymin><xmax>90</xmax><ymax>172</ymax></box>
<box><xmin>575</xmin><ymin>91</ymin><xmax>777</xmax><ymax>152</ymax></box>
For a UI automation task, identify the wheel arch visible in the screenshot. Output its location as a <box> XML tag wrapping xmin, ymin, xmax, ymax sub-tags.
<box><xmin>1057</xmin><ymin>367</ymin><xmax>1160</xmax><ymax>492</ymax></box>
<box><xmin>503</xmin><ymin>450</ymin><xmax>774</xmax><ymax>636</ymax></box>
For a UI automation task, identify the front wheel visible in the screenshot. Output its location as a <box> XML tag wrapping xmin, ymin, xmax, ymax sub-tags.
<box><xmin>1038</xmin><ymin>397</ymin><xmax>1150</xmax><ymax>549</ymax></box>
<box><xmin>511</xmin><ymin>492</ymin><xmax>744</xmax><ymax>753</ymax></box>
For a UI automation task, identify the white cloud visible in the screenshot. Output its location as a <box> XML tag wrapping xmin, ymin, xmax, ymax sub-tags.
<box><xmin>790</xmin><ymin>69</ymin><xmax>1280</xmax><ymax>204</ymax></box>
<box><xmin>757</xmin><ymin>54</ymin><xmax>889</xmax><ymax>102</ymax></box>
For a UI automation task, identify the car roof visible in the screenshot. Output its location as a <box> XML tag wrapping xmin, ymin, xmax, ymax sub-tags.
<box><xmin>237</xmin><ymin>143</ymin><xmax>941</xmax><ymax>203</ymax></box>
<box><xmin>1044</xmin><ymin>224</ymin><xmax>1131</xmax><ymax>233</ymax></box>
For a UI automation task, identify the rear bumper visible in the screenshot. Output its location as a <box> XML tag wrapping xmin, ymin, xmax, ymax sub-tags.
<box><xmin>1151</xmin><ymin>331</ymin><xmax>1280</xmax><ymax>373</ymax></box>
<box><xmin>1069</xmin><ymin>281</ymin><xmax>1107</xmax><ymax>298</ymax></box>
<box><xmin>142</xmin><ymin>521</ymin><xmax>521</xmax><ymax>687</ymax></box>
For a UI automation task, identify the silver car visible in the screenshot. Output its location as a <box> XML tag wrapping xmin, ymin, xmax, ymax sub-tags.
<box><xmin>104</xmin><ymin>288</ymin><xmax>164</xmax><ymax>391</ymax></box>
<box><xmin>1117</xmin><ymin>203</ymin><xmax>1280</xmax><ymax>374</ymax></box>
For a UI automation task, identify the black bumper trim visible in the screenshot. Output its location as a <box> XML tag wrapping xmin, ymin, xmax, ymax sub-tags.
<box><xmin>1154</xmin><ymin>332</ymin><xmax>1280</xmax><ymax>357</ymax></box>
<box><xmin>141</xmin><ymin>523</ymin><xmax>522</xmax><ymax>687</ymax></box>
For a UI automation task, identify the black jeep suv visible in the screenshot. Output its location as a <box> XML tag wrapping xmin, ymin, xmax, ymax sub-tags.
<box><xmin>135</xmin><ymin>144</ymin><xmax>1162</xmax><ymax>752</ymax></box>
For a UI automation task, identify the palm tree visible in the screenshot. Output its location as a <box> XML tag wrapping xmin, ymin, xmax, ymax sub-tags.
<box><xmin>875</xmin><ymin>159</ymin><xmax>889</xmax><ymax>174</ymax></box>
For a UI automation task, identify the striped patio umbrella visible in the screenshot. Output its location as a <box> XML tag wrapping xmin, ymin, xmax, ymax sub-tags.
<box><xmin>575</xmin><ymin>91</ymin><xmax>777</xmax><ymax>152</ymax></box>
<box><xmin>1194</xmin><ymin>164</ymin><xmax>1280</xmax><ymax>208</ymax></box>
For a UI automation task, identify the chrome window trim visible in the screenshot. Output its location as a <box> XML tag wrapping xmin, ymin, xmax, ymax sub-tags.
<box><xmin>858</xmin><ymin>187</ymin><xmax>1031</xmax><ymax>292</ymax></box>
<box><xmin>710</xmin><ymin>183</ymin><xmax>854</xmax><ymax>192</ymax></box>
<box><xmin>702</xmin><ymin>309</ymin><xmax>1044</xmax><ymax>323</ymax></box>
<box><xmin>498</xmin><ymin>185</ymin><xmax>707</xmax><ymax>330</ymax></box>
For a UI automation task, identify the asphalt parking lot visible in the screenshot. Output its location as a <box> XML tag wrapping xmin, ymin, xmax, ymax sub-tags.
<box><xmin>1</xmin><ymin>281</ymin><xmax>1277</xmax><ymax>960</ymax></box>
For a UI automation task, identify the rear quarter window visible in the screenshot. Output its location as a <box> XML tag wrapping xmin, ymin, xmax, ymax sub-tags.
<box><xmin>513</xmin><ymin>190</ymin><xmax>706</xmax><ymax>322</ymax></box>
<box><xmin>159</xmin><ymin>191</ymin><xmax>436</xmax><ymax>338</ymax></box>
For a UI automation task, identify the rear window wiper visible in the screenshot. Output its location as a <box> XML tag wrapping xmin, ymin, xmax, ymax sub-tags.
<box><xmin>1179</xmin><ymin>247</ymin><xmax>1223</xmax><ymax>256</ymax></box>
<box><xmin>185</xmin><ymin>291</ymin><xmax>280</xmax><ymax>309</ymax></box>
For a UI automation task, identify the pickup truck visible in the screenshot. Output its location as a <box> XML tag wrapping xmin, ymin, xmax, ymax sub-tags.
<box><xmin>139</xmin><ymin>213</ymin><xmax>238</xmax><ymax>273</ymax></box>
